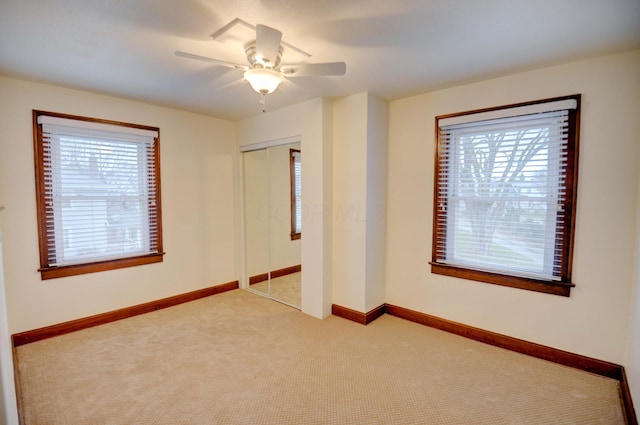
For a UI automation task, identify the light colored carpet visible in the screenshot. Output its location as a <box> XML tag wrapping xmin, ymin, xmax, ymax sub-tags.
<box><xmin>16</xmin><ymin>289</ymin><xmax>623</xmax><ymax>424</ymax></box>
<box><xmin>251</xmin><ymin>272</ymin><xmax>301</xmax><ymax>307</ymax></box>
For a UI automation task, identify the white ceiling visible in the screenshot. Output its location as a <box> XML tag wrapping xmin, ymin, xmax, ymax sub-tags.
<box><xmin>1</xmin><ymin>0</ymin><xmax>639</xmax><ymax>121</ymax></box>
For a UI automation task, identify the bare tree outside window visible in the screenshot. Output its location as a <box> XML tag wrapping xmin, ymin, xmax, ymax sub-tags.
<box><xmin>455</xmin><ymin>127</ymin><xmax>552</xmax><ymax>265</ymax></box>
<box><xmin>432</xmin><ymin>96</ymin><xmax>580</xmax><ymax>296</ymax></box>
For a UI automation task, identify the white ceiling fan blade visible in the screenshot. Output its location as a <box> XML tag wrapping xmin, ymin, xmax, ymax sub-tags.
<box><xmin>175</xmin><ymin>51</ymin><xmax>248</xmax><ymax>70</ymax></box>
<box><xmin>255</xmin><ymin>24</ymin><xmax>282</xmax><ymax>66</ymax></box>
<box><xmin>281</xmin><ymin>62</ymin><xmax>346</xmax><ymax>77</ymax></box>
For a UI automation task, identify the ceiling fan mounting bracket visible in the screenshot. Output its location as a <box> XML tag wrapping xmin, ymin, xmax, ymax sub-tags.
<box><xmin>210</xmin><ymin>18</ymin><xmax>311</xmax><ymax>58</ymax></box>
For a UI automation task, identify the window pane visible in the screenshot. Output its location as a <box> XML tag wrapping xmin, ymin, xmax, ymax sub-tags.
<box><xmin>53</xmin><ymin>137</ymin><xmax>152</xmax><ymax>264</ymax></box>
<box><xmin>294</xmin><ymin>153</ymin><xmax>302</xmax><ymax>233</ymax></box>
<box><xmin>446</xmin><ymin>127</ymin><xmax>558</xmax><ymax>278</ymax></box>
<box><xmin>432</xmin><ymin>96</ymin><xmax>580</xmax><ymax>294</ymax></box>
<box><xmin>290</xmin><ymin>149</ymin><xmax>301</xmax><ymax>239</ymax></box>
<box><xmin>34</xmin><ymin>111</ymin><xmax>163</xmax><ymax>279</ymax></box>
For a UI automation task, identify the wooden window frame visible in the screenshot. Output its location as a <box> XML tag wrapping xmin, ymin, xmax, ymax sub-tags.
<box><xmin>289</xmin><ymin>148</ymin><xmax>301</xmax><ymax>240</ymax></box>
<box><xmin>430</xmin><ymin>95</ymin><xmax>581</xmax><ymax>297</ymax></box>
<box><xmin>33</xmin><ymin>110</ymin><xmax>164</xmax><ymax>280</ymax></box>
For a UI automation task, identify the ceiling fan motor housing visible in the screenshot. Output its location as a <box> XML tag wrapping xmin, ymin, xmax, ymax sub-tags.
<box><xmin>245</xmin><ymin>43</ymin><xmax>283</xmax><ymax>69</ymax></box>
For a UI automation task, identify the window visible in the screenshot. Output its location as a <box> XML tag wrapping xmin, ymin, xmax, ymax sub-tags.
<box><xmin>33</xmin><ymin>111</ymin><xmax>164</xmax><ymax>280</ymax></box>
<box><xmin>290</xmin><ymin>148</ymin><xmax>301</xmax><ymax>240</ymax></box>
<box><xmin>431</xmin><ymin>95</ymin><xmax>580</xmax><ymax>296</ymax></box>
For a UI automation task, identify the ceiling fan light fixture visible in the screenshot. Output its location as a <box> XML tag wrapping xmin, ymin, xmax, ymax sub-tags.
<box><xmin>244</xmin><ymin>68</ymin><xmax>283</xmax><ymax>94</ymax></box>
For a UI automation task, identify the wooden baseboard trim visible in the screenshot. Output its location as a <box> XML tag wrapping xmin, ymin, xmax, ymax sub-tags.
<box><xmin>271</xmin><ymin>264</ymin><xmax>301</xmax><ymax>280</ymax></box>
<box><xmin>332</xmin><ymin>302</ymin><xmax>636</xmax><ymax>423</ymax></box>
<box><xmin>331</xmin><ymin>303</ymin><xmax>386</xmax><ymax>325</ymax></box>
<box><xmin>384</xmin><ymin>303</ymin><xmax>636</xmax><ymax>424</ymax></box>
<box><xmin>385</xmin><ymin>304</ymin><xmax>621</xmax><ymax>378</ymax></box>
<box><xmin>249</xmin><ymin>272</ymin><xmax>269</xmax><ymax>285</ymax></box>
<box><xmin>620</xmin><ymin>367</ymin><xmax>639</xmax><ymax>425</ymax></box>
<box><xmin>12</xmin><ymin>280</ymin><xmax>239</xmax><ymax>347</ymax></box>
<box><xmin>10</xmin><ymin>291</ymin><xmax>637</xmax><ymax>423</ymax></box>
<box><xmin>249</xmin><ymin>265</ymin><xmax>301</xmax><ymax>285</ymax></box>
<box><xmin>366</xmin><ymin>304</ymin><xmax>387</xmax><ymax>324</ymax></box>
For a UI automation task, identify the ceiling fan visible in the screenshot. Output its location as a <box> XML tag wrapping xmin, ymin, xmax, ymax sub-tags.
<box><xmin>175</xmin><ymin>23</ymin><xmax>346</xmax><ymax>112</ymax></box>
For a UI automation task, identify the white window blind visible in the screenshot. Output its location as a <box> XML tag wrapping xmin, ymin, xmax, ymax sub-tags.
<box><xmin>435</xmin><ymin>100</ymin><xmax>577</xmax><ymax>281</ymax></box>
<box><xmin>292</xmin><ymin>150</ymin><xmax>302</xmax><ymax>234</ymax></box>
<box><xmin>37</xmin><ymin>116</ymin><xmax>160</xmax><ymax>267</ymax></box>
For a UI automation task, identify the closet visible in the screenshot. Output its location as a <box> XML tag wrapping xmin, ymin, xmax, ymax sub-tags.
<box><xmin>242</xmin><ymin>139</ymin><xmax>301</xmax><ymax>308</ymax></box>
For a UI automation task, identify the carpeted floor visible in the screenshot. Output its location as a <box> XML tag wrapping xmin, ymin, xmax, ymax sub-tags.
<box><xmin>16</xmin><ymin>289</ymin><xmax>624</xmax><ymax>424</ymax></box>
<box><xmin>251</xmin><ymin>272</ymin><xmax>301</xmax><ymax>307</ymax></box>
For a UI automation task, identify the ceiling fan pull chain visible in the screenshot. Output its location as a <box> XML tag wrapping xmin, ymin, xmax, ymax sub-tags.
<box><xmin>260</xmin><ymin>91</ymin><xmax>267</xmax><ymax>113</ymax></box>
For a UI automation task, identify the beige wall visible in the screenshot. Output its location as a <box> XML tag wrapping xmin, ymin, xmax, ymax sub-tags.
<box><xmin>386</xmin><ymin>50</ymin><xmax>640</xmax><ymax>365</ymax></box>
<box><xmin>332</xmin><ymin>94</ymin><xmax>369</xmax><ymax>311</ymax></box>
<box><xmin>1</xmin><ymin>49</ymin><xmax>639</xmax><ymax>410</ymax></box>
<box><xmin>0</xmin><ymin>230</ymin><xmax>18</xmax><ymax>424</ymax></box>
<box><xmin>237</xmin><ymin>98</ymin><xmax>334</xmax><ymax>319</ymax></box>
<box><xmin>0</xmin><ymin>76</ymin><xmax>238</xmax><ymax>334</ymax></box>
<box><xmin>629</xmin><ymin>139</ymin><xmax>640</xmax><ymax>411</ymax></box>
<box><xmin>364</xmin><ymin>94</ymin><xmax>388</xmax><ymax>311</ymax></box>
<box><xmin>332</xmin><ymin>93</ymin><xmax>388</xmax><ymax>313</ymax></box>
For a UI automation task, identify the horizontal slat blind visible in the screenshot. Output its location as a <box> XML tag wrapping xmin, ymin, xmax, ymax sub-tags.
<box><xmin>436</xmin><ymin>108</ymin><xmax>571</xmax><ymax>281</ymax></box>
<box><xmin>292</xmin><ymin>150</ymin><xmax>302</xmax><ymax>234</ymax></box>
<box><xmin>39</xmin><ymin>118</ymin><xmax>159</xmax><ymax>267</ymax></box>
<box><xmin>438</xmin><ymin>98</ymin><xmax>577</xmax><ymax>127</ymax></box>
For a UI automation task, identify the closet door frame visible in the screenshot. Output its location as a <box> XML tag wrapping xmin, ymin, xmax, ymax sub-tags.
<box><xmin>240</xmin><ymin>136</ymin><xmax>302</xmax><ymax>308</ymax></box>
